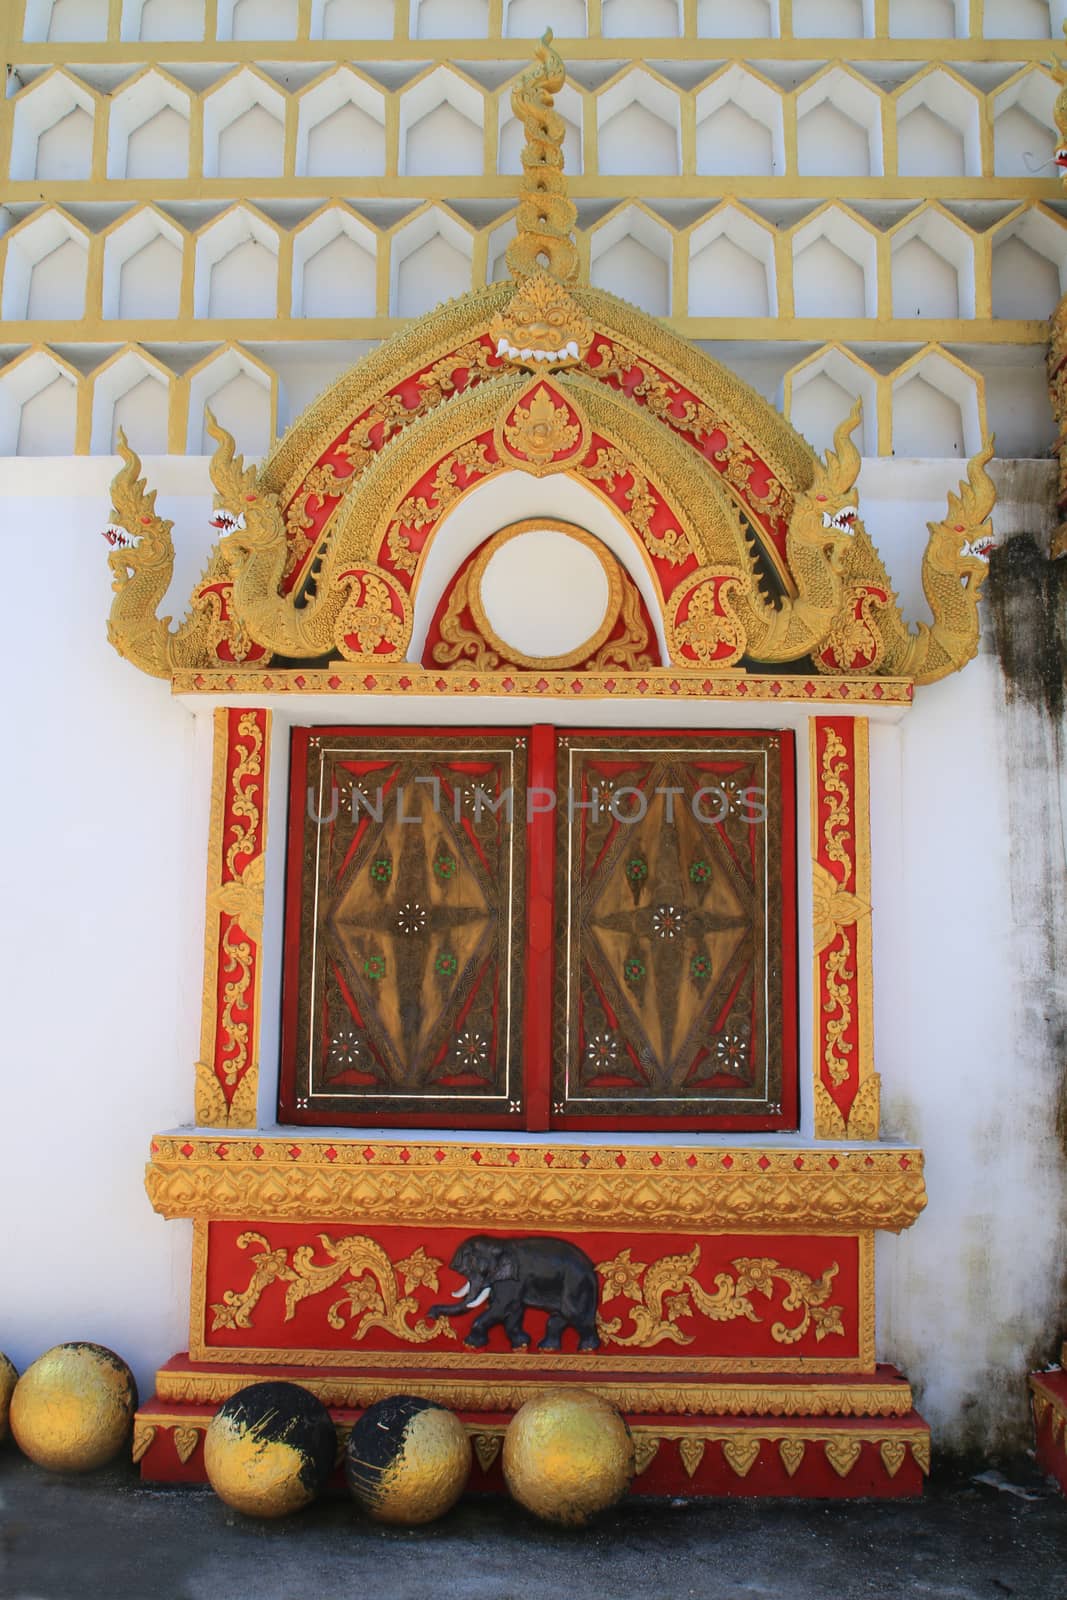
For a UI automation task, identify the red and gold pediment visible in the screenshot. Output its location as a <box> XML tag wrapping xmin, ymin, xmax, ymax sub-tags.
<box><xmin>103</xmin><ymin>34</ymin><xmax>997</xmax><ymax>700</ymax></box>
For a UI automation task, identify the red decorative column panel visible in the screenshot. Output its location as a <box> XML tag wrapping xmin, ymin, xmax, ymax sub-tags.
<box><xmin>195</xmin><ymin>708</ymin><xmax>271</xmax><ymax>1128</ymax></box>
<box><xmin>810</xmin><ymin>719</ymin><xmax>879</xmax><ymax>1139</ymax></box>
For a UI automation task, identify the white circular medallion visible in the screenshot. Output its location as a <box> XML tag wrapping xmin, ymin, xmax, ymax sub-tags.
<box><xmin>473</xmin><ymin>522</ymin><xmax>618</xmax><ymax>667</ymax></box>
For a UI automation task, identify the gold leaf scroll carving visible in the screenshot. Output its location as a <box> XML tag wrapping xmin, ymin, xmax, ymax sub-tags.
<box><xmin>131</xmin><ymin>1422</ymin><xmax>157</xmax><ymax>1464</ymax></box>
<box><xmin>199</xmin><ymin>710</ymin><xmax>268</xmax><ymax>1120</ymax></box>
<box><xmin>820</xmin><ymin>728</ymin><xmax>852</xmax><ymax>880</ymax></box>
<box><xmin>666</xmin><ymin>568</ymin><xmax>748</xmax><ymax>668</ymax></box>
<box><xmin>723</xmin><ymin>1437</ymin><xmax>760</xmax><ymax>1478</ymax></box>
<box><xmin>283</xmin><ymin>342</ymin><xmax>500</xmax><ymax>584</ymax></box>
<box><xmin>209</xmin><ymin>1231</ymin><xmax>455</xmax><ymax>1346</ymax></box>
<box><xmin>818</xmin><ymin>727</ymin><xmax>858</xmax><ymax>1090</ymax></box>
<box><xmin>472</xmin><ymin>1434</ymin><xmax>502</xmax><ymax>1473</ymax></box>
<box><xmin>335</xmin><ymin>567</ymin><xmax>412</xmax><ymax>660</ymax></box>
<box><xmin>596</xmin><ymin>1248</ymin><xmax>845</xmax><ymax>1349</ymax></box>
<box><xmin>589</xmin><ymin>340</ymin><xmax>788</xmax><ymax>530</ymax></box>
<box><xmin>501</xmin><ymin>385</ymin><xmax>583</xmax><ymax>473</ymax></box>
<box><xmin>823</xmin><ymin>935</ymin><xmax>856</xmax><ymax>1090</ymax></box>
<box><xmin>223</xmin><ymin>713</ymin><xmax>265</xmax><ymax>879</ymax></box>
<box><xmin>172</xmin><ymin>1427</ymin><xmax>200</xmax><ymax>1465</ymax></box>
<box><xmin>430</xmin><ymin>568</ymin><xmax>502</xmax><ymax>670</ymax></box>
<box><xmin>825</xmin><ymin>1437</ymin><xmax>862</xmax><ymax>1478</ymax></box>
<box><xmin>216</xmin><ymin>923</ymin><xmax>254</xmax><ymax>1090</ymax></box>
<box><xmin>590</xmin><ymin>582</ymin><xmax>656</xmax><ymax>671</ymax></box>
<box><xmin>386</xmin><ymin>442</ymin><xmax>495</xmax><ymax>575</ymax></box>
<box><xmin>577</xmin><ymin>447</ymin><xmax>693</xmax><ymax>567</ymax></box>
<box><xmin>811</xmin><ymin>862</ymin><xmax>868</xmax><ymax>959</ymax></box>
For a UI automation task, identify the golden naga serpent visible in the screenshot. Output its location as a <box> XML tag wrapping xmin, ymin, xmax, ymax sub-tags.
<box><xmin>506</xmin><ymin>28</ymin><xmax>579</xmax><ymax>285</ymax></box>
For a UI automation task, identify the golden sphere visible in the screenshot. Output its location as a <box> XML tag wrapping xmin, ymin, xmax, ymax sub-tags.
<box><xmin>345</xmin><ymin>1395</ymin><xmax>471</xmax><ymax>1525</ymax></box>
<box><xmin>503</xmin><ymin>1389</ymin><xmax>635</xmax><ymax>1526</ymax></box>
<box><xmin>0</xmin><ymin>1352</ymin><xmax>18</xmax><ymax>1443</ymax></box>
<box><xmin>10</xmin><ymin>1343</ymin><xmax>137</xmax><ymax>1472</ymax></box>
<box><xmin>204</xmin><ymin>1382</ymin><xmax>336</xmax><ymax>1519</ymax></box>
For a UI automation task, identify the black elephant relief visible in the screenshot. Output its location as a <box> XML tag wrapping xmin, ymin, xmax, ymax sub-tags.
<box><xmin>428</xmin><ymin>1235</ymin><xmax>600</xmax><ymax>1352</ymax></box>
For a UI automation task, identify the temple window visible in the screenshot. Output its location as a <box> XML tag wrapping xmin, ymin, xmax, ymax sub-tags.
<box><xmin>278</xmin><ymin>727</ymin><xmax>798</xmax><ymax>1134</ymax></box>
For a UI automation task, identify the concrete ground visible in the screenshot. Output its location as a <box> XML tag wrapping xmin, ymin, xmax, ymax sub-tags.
<box><xmin>1</xmin><ymin>1452</ymin><xmax>1065</xmax><ymax>1600</ymax></box>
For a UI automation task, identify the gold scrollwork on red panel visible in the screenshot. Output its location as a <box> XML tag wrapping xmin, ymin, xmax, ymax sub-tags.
<box><xmin>195</xmin><ymin>708</ymin><xmax>270</xmax><ymax>1130</ymax></box>
<box><xmin>210</xmin><ymin>1231</ymin><xmax>451</xmax><ymax>1346</ymax></box>
<box><xmin>664</xmin><ymin>567</ymin><xmax>748</xmax><ymax>668</ymax></box>
<box><xmin>596</xmin><ymin>1247</ymin><xmax>845</xmax><ymax>1350</ymax></box>
<box><xmin>587</xmin><ymin>338</ymin><xmax>792</xmax><ymax>588</ymax></box>
<box><xmin>494</xmin><ymin>379</ymin><xmax>590</xmax><ymax>475</ymax></box>
<box><xmin>383</xmin><ymin>438</ymin><xmax>498</xmax><ymax>578</ymax></box>
<box><xmin>811</xmin><ymin>719</ymin><xmax>878</xmax><ymax>1140</ymax></box>
<box><xmin>334</xmin><ymin>565</ymin><xmax>413</xmax><ymax>660</ymax></box>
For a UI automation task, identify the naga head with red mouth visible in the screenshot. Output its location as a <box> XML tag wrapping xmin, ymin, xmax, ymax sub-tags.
<box><xmin>101</xmin><ymin>522</ymin><xmax>141</xmax><ymax>551</ymax></box>
<box><xmin>960</xmin><ymin>531</ymin><xmax>996</xmax><ymax>564</ymax></box>
<box><xmin>209</xmin><ymin>508</ymin><xmax>246</xmax><ymax>535</ymax></box>
<box><xmin>793</xmin><ymin>401</ymin><xmax>865</xmax><ymax>569</ymax></box>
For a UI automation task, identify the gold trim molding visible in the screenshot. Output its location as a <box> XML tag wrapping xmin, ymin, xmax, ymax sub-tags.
<box><xmin>145</xmin><ymin>1138</ymin><xmax>927</xmax><ymax>1234</ymax></box>
<box><xmin>170</xmin><ymin>666</ymin><xmax>915</xmax><ymax>705</ymax></box>
<box><xmin>154</xmin><ymin>1367</ymin><xmax>913</xmax><ymax>1419</ymax></box>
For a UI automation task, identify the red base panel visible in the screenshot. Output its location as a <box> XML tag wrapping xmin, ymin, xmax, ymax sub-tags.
<box><xmin>1031</xmin><ymin>1370</ymin><xmax>1067</xmax><ymax>1496</ymax></box>
<box><xmin>134</xmin><ymin>1355</ymin><xmax>929</xmax><ymax>1500</ymax></box>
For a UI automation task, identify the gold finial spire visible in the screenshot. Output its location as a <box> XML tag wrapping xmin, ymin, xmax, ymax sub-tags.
<box><xmin>506</xmin><ymin>29</ymin><xmax>579</xmax><ymax>285</ymax></box>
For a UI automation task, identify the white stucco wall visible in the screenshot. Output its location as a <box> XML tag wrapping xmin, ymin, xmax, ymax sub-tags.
<box><xmin>1</xmin><ymin>452</ymin><xmax>1063</xmax><ymax>1448</ymax></box>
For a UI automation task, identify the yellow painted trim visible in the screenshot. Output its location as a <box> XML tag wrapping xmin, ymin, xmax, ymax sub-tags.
<box><xmin>0</xmin><ymin>316</ymin><xmax>1040</xmax><ymax>345</ymax></box>
<box><xmin>6</xmin><ymin>38</ymin><xmax>1062</xmax><ymax>64</ymax></box>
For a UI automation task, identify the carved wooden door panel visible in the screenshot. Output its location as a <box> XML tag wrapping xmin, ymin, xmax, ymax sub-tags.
<box><xmin>279</xmin><ymin>729</ymin><xmax>528</xmax><ymax>1127</ymax></box>
<box><xmin>280</xmin><ymin>725</ymin><xmax>796</xmax><ymax>1131</ymax></box>
<box><xmin>551</xmin><ymin>732</ymin><xmax>796</xmax><ymax>1131</ymax></box>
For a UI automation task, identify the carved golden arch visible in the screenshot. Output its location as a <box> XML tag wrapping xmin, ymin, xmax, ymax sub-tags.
<box><xmin>314</xmin><ymin>366</ymin><xmax>750</xmax><ymax>663</ymax></box>
<box><xmin>102</xmin><ymin>18</ymin><xmax>995</xmax><ymax>691</ymax></box>
<box><xmin>260</xmin><ymin>281</ymin><xmax>818</xmax><ymax>570</ymax></box>
<box><xmin>104</xmin><ymin>266</ymin><xmax>996</xmax><ymax>687</ymax></box>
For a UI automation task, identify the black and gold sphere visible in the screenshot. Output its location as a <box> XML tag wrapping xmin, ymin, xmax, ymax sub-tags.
<box><xmin>9</xmin><ymin>1343</ymin><xmax>137</xmax><ymax>1472</ymax></box>
<box><xmin>204</xmin><ymin>1381</ymin><xmax>336</xmax><ymax>1519</ymax></box>
<box><xmin>0</xmin><ymin>1353</ymin><xmax>18</xmax><ymax>1444</ymax></box>
<box><xmin>345</xmin><ymin>1394</ymin><xmax>471</xmax><ymax>1525</ymax></box>
<box><xmin>503</xmin><ymin>1388</ymin><xmax>635</xmax><ymax>1526</ymax></box>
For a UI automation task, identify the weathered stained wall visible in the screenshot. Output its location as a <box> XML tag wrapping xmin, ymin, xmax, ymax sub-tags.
<box><xmin>867</xmin><ymin>460</ymin><xmax>1067</xmax><ymax>1451</ymax></box>
<box><xmin>1</xmin><ymin>453</ymin><xmax>1064</xmax><ymax>1452</ymax></box>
